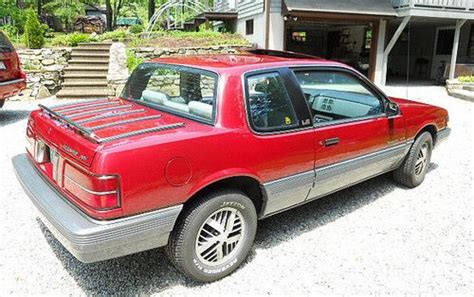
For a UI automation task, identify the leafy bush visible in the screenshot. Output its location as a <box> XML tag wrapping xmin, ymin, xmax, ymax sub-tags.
<box><xmin>23</xmin><ymin>9</ymin><xmax>45</xmax><ymax>49</ymax></box>
<box><xmin>98</xmin><ymin>28</ymin><xmax>129</xmax><ymax>41</ymax></box>
<box><xmin>129</xmin><ymin>24</ymin><xmax>145</xmax><ymax>35</ymax></box>
<box><xmin>0</xmin><ymin>25</ymin><xmax>19</xmax><ymax>40</ymax></box>
<box><xmin>126</xmin><ymin>49</ymin><xmax>144</xmax><ymax>72</ymax></box>
<box><xmin>51</xmin><ymin>33</ymin><xmax>96</xmax><ymax>47</ymax></box>
<box><xmin>458</xmin><ymin>76</ymin><xmax>474</xmax><ymax>83</ymax></box>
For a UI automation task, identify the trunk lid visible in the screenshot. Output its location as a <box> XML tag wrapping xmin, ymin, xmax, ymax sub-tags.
<box><xmin>34</xmin><ymin>98</ymin><xmax>186</xmax><ymax>167</ymax></box>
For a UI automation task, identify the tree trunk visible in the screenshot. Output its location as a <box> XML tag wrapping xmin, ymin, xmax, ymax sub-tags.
<box><xmin>148</xmin><ymin>0</ymin><xmax>155</xmax><ymax>21</ymax></box>
<box><xmin>16</xmin><ymin>0</ymin><xmax>25</xmax><ymax>9</ymax></box>
<box><xmin>105</xmin><ymin>0</ymin><xmax>113</xmax><ymax>31</ymax></box>
<box><xmin>37</xmin><ymin>0</ymin><xmax>42</xmax><ymax>16</ymax></box>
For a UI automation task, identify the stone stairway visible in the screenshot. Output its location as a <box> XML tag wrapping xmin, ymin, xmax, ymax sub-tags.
<box><xmin>56</xmin><ymin>42</ymin><xmax>115</xmax><ymax>100</ymax></box>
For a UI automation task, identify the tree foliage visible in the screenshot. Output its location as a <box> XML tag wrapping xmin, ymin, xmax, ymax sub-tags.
<box><xmin>43</xmin><ymin>0</ymin><xmax>85</xmax><ymax>31</ymax></box>
<box><xmin>23</xmin><ymin>9</ymin><xmax>45</xmax><ymax>48</ymax></box>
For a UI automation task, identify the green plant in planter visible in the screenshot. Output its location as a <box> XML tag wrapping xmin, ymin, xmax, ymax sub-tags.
<box><xmin>458</xmin><ymin>76</ymin><xmax>474</xmax><ymax>83</ymax></box>
<box><xmin>23</xmin><ymin>9</ymin><xmax>45</xmax><ymax>49</ymax></box>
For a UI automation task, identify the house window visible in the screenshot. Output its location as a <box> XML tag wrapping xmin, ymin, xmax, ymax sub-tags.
<box><xmin>364</xmin><ymin>28</ymin><xmax>372</xmax><ymax>50</ymax></box>
<box><xmin>246</xmin><ymin>19</ymin><xmax>254</xmax><ymax>35</ymax></box>
<box><xmin>291</xmin><ymin>31</ymin><xmax>307</xmax><ymax>43</ymax></box>
<box><xmin>436</xmin><ymin>29</ymin><xmax>455</xmax><ymax>55</ymax></box>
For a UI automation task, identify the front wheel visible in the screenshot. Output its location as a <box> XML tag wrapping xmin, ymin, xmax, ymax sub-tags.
<box><xmin>166</xmin><ymin>190</ymin><xmax>257</xmax><ymax>282</ymax></box>
<box><xmin>393</xmin><ymin>132</ymin><xmax>433</xmax><ymax>188</ymax></box>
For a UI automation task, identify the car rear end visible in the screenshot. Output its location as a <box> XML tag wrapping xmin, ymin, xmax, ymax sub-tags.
<box><xmin>13</xmin><ymin>98</ymin><xmax>184</xmax><ymax>262</ymax></box>
<box><xmin>0</xmin><ymin>31</ymin><xmax>26</xmax><ymax>107</ymax></box>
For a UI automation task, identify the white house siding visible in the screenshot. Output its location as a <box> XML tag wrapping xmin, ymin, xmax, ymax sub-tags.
<box><xmin>269</xmin><ymin>0</ymin><xmax>285</xmax><ymax>50</ymax></box>
<box><xmin>235</xmin><ymin>0</ymin><xmax>265</xmax><ymax>48</ymax></box>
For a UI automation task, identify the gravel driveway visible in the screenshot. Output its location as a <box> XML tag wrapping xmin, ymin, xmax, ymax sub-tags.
<box><xmin>0</xmin><ymin>86</ymin><xmax>472</xmax><ymax>295</ymax></box>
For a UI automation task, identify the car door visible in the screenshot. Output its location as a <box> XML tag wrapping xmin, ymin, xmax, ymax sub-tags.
<box><xmin>290</xmin><ymin>67</ymin><xmax>408</xmax><ymax>200</ymax></box>
<box><xmin>243</xmin><ymin>68</ymin><xmax>315</xmax><ymax>216</ymax></box>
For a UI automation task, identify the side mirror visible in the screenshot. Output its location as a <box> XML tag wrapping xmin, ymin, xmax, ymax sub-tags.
<box><xmin>386</xmin><ymin>101</ymin><xmax>399</xmax><ymax>117</ymax></box>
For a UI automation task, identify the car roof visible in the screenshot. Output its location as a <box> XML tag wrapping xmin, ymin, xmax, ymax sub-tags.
<box><xmin>148</xmin><ymin>53</ymin><xmax>348</xmax><ymax>74</ymax></box>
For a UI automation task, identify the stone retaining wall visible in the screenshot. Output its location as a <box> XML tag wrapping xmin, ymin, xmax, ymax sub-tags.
<box><xmin>16</xmin><ymin>48</ymin><xmax>72</xmax><ymax>100</ymax></box>
<box><xmin>131</xmin><ymin>45</ymin><xmax>247</xmax><ymax>60</ymax></box>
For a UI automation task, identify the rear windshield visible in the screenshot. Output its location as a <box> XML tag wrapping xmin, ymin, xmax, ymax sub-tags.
<box><xmin>0</xmin><ymin>32</ymin><xmax>15</xmax><ymax>53</ymax></box>
<box><xmin>121</xmin><ymin>63</ymin><xmax>218</xmax><ymax>124</ymax></box>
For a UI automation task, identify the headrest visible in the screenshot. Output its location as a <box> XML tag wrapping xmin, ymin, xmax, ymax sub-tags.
<box><xmin>189</xmin><ymin>101</ymin><xmax>213</xmax><ymax>120</ymax></box>
<box><xmin>164</xmin><ymin>100</ymin><xmax>190</xmax><ymax>113</ymax></box>
<box><xmin>142</xmin><ymin>89</ymin><xmax>169</xmax><ymax>105</ymax></box>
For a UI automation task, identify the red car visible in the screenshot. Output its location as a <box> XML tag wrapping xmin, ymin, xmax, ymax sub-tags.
<box><xmin>13</xmin><ymin>50</ymin><xmax>450</xmax><ymax>282</ymax></box>
<box><xmin>0</xmin><ymin>31</ymin><xmax>26</xmax><ymax>108</ymax></box>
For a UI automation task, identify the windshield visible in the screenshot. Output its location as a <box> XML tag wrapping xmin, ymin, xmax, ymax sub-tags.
<box><xmin>121</xmin><ymin>63</ymin><xmax>218</xmax><ymax>124</ymax></box>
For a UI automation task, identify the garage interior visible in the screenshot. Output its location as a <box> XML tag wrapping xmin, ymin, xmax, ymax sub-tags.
<box><xmin>285</xmin><ymin>20</ymin><xmax>375</xmax><ymax>79</ymax></box>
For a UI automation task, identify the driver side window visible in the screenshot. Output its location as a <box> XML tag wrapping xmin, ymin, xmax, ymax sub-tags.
<box><xmin>293</xmin><ymin>70</ymin><xmax>383</xmax><ymax>125</ymax></box>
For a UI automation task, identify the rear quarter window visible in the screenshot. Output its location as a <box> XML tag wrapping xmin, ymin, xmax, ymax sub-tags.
<box><xmin>0</xmin><ymin>32</ymin><xmax>15</xmax><ymax>53</ymax></box>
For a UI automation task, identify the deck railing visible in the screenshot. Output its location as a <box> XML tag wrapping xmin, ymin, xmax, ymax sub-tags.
<box><xmin>390</xmin><ymin>0</ymin><xmax>473</xmax><ymax>10</ymax></box>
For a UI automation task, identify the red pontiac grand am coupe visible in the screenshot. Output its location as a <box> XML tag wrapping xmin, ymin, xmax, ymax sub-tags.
<box><xmin>13</xmin><ymin>50</ymin><xmax>450</xmax><ymax>282</ymax></box>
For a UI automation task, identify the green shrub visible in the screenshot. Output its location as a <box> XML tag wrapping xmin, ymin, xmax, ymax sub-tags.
<box><xmin>51</xmin><ymin>33</ymin><xmax>96</xmax><ymax>47</ymax></box>
<box><xmin>126</xmin><ymin>49</ymin><xmax>144</xmax><ymax>72</ymax></box>
<box><xmin>23</xmin><ymin>9</ymin><xmax>45</xmax><ymax>49</ymax></box>
<box><xmin>0</xmin><ymin>25</ymin><xmax>19</xmax><ymax>40</ymax></box>
<box><xmin>129</xmin><ymin>24</ymin><xmax>144</xmax><ymax>35</ymax></box>
<box><xmin>458</xmin><ymin>76</ymin><xmax>474</xmax><ymax>83</ymax></box>
<box><xmin>98</xmin><ymin>28</ymin><xmax>129</xmax><ymax>41</ymax></box>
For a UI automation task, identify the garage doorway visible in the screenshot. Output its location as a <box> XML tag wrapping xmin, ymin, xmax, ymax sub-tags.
<box><xmin>285</xmin><ymin>20</ymin><xmax>376</xmax><ymax>79</ymax></box>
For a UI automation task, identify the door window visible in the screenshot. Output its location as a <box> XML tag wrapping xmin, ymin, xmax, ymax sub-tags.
<box><xmin>293</xmin><ymin>70</ymin><xmax>383</xmax><ymax>125</ymax></box>
<box><xmin>246</xmin><ymin>72</ymin><xmax>298</xmax><ymax>132</ymax></box>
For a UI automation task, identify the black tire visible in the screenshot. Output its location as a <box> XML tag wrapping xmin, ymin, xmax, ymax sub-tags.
<box><xmin>166</xmin><ymin>190</ymin><xmax>257</xmax><ymax>282</ymax></box>
<box><xmin>393</xmin><ymin>132</ymin><xmax>433</xmax><ymax>188</ymax></box>
<box><xmin>0</xmin><ymin>100</ymin><xmax>4</xmax><ymax>108</ymax></box>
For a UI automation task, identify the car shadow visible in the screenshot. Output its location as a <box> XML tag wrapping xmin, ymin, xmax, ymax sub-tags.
<box><xmin>37</xmin><ymin>164</ymin><xmax>438</xmax><ymax>295</ymax></box>
<box><xmin>0</xmin><ymin>109</ymin><xmax>30</xmax><ymax>127</ymax></box>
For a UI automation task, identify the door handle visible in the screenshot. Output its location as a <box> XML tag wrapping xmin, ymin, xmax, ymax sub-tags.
<box><xmin>323</xmin><ymin>137</ymin><xmax>340</xmax><ymax>147</ymax></box>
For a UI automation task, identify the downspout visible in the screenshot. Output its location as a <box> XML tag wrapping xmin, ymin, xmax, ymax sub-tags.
<box><xmin>264</xmin><ymin>0</ymin><xmax>271</xmax><ymax>49</ymax></box>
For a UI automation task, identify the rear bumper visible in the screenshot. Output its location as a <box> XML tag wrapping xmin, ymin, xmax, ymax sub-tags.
<box><xmin>0</xmin><ymin>78</ymin><xmax>26</xmax><ymax>101</ymax></box>
<box><xmin>12</xmin><ymin>153</ymin><xmax>183</xmax><ymax>263</ymax></box>
<box><xmin>436</xmin><ymin>127</ymin><xmax>451</xmax><ymax>147</ymax></box>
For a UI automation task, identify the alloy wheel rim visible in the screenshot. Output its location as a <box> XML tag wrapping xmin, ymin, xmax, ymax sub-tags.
<box><xmin>415</xmin><ymin>143</ymin><xmax>429</xmax><ymax>175</ymax></box>
<box><xmin>195</xmin><ymin>207</ymin><xmax>245</xmax><ymax>266</ymax></box>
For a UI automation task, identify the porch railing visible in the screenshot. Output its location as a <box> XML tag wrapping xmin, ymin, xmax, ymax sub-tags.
<box><xmin>390</xmin><ymin>0</ymin><xmax>474</xmax><ymax>10</ymax></box>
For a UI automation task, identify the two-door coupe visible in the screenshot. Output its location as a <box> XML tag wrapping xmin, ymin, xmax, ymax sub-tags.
<box><xmin>13</xmin><ymin>50</ymin><xmax>450</xmax><ymax>282</ymax></box>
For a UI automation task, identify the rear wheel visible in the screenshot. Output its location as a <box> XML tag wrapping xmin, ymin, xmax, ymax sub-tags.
<box><xmin>166</xmin><ymin>190</ymin><xmax>257</xmax><ymax>282</ymax></box>
<box><xmin>393</xmin><ymin>132</ymin><xmax>433</xmax><ymax>188</ymax></box>
<box><xmin>0</xmin><ymin>100</ymin><xmax>5</xmax><ymax>108</ymax></box>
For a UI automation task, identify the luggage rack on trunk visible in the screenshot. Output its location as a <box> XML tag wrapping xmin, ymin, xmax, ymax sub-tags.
<box><xmin>38</xmin><ymin>104</ymin><xmax>185</xmax><ymax>144</ymax></box>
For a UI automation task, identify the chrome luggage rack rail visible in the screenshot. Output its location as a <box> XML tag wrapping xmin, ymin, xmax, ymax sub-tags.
<box><xmin>38</xmin><ymin>104</ymin><xmax>184</xmax><ymax>144</ymax></box>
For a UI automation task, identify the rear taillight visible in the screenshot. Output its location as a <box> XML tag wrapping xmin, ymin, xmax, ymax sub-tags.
<box><xmin>63</xmin><ymin>163</ymin><xmax>120</xmax><ymax>210</ymax></box>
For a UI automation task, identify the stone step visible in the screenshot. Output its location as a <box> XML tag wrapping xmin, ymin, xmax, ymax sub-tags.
<box><xmin>462</xmin><ymin>85</ymin><xmax>474</xmax><ymax>92</ymax></box>
<box><xmin>71</xmin><ymin>52</ymin><xmax>110</xmax><ymax>58</ymax></box>
<box><xmin>74</xmin><ymin>47</ymin><xmax>111</xmax><ymax>53</ymax></box>
<box><xmin>64</xmin><ymin>70</ymin><xmax>108</xmax><ymax>77</ymax></box>
<box><xmin>65</xmin><ymin>65</ymin><xmax>109</xmax><ymax>71</ymax></box>
<box><xmin>62</xmin><ymin>81</ymin><xmax>109</xmax><ymax>87</ymax></box>
<box><xmin>63</xmin><ymin>73</ymin><xmax>107</xmax><ymax>80</ymax></box>
<box><xmin>56</xmin><ymin>87</ymin><xmax>114</xmax><ymax>99</ymax></box>
<box><xmin>68</xmin><ymin>59</ymin><xmax>109</xmax><ymax>65</ymax></box>
<box><xmin>77</xmin><ymin>42</ymin><xmax>113</xmax><ymax>48</ymax></box>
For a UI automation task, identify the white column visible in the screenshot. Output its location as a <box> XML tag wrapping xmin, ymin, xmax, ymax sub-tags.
<box><xmin>449</xmin><ymin>19</ymin><xmax>467</xmax><ymax>80</ymax></box>
<box><xmin>374</xmin><ymin>20</ymin><xmax>387</xmax><ymax>87</ymax></box>
<box><xmin>381</xmin><ymin>16</ymin><xmax>411</xmax><ymax>86</ymax></box>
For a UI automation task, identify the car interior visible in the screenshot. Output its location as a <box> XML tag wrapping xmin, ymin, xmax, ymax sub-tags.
<box><xmin>138</xmin><ymin>71</ymin><xmax>215</xmax><ymax>121</ymax></box>
<box><xmin>302</xmin><ymin>88</ymin><xmax>382</xmax><ymax>124</ymax></box>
